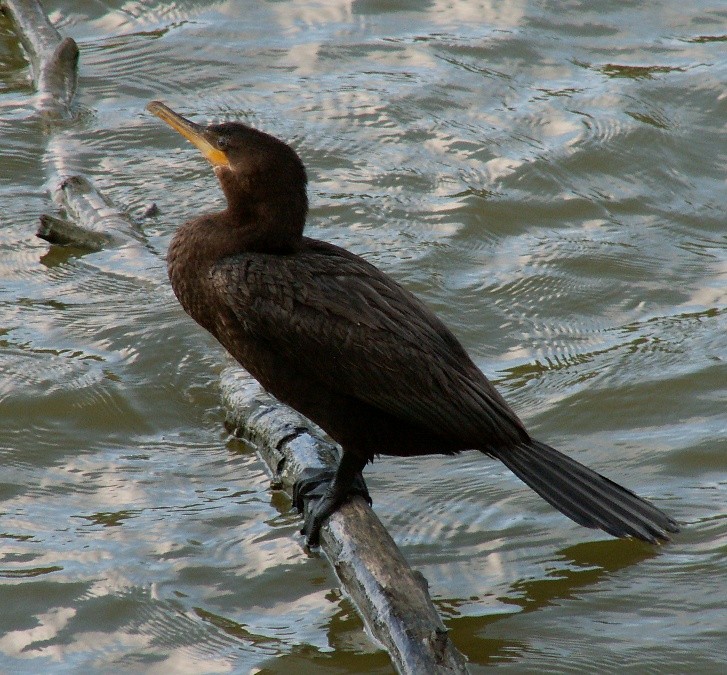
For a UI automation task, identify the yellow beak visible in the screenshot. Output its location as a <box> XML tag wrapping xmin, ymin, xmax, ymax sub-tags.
<box><xmin>147</xmin><ymin>101</ymin><xmax>229</xmax><ymax>167</ymax></box>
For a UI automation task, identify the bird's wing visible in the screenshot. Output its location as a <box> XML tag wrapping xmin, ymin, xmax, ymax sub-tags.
<box><xmin>211</xmin><ymin>239</ymin><xmax>526</xmax><ymax>446</ymax></box>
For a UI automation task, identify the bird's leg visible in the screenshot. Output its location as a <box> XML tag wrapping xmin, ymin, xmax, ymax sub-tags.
<box><xmin>293</xmin><ymin>451</ymin><xmax>371</xmax><ymax>547</ymax></box>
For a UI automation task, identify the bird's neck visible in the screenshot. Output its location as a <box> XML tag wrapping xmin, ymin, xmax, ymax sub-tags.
<box><xmin>216</xmin><ymin>166</ymin><xmax>307</xmax><ymax>253</ymax></box>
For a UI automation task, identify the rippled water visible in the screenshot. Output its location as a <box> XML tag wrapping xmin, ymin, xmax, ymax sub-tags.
<box><xmin>1</xmin><ymin>1</ymin><xmax>725</xmax><ymax>672</ymax></box>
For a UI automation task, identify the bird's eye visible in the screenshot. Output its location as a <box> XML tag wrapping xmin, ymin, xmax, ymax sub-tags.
<box><xmin>217</xmin><ymin>136</ymin><xmax>230</xmax><ymax>150</ymax></box>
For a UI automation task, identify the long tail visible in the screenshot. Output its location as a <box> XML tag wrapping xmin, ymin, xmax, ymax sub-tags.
<box><xmin>495</xmin><ymin>439</ymin><xmax>679</xmax><ymax>543</ymax></box>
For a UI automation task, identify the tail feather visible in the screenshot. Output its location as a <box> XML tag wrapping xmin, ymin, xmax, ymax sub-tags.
<box><xmin>507</xmin><ymin>444</ymin><xmax>660</xmax><ymax>540</ymax></box>
<box><xmin>495</xmin><ymin>439</ymin><xmax>679</xmax><ymax>543</ymax></box>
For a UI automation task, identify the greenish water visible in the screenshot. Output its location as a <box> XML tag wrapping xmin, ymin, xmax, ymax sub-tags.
<box><xmin>1</xmin><ymin>1</ymin><xmax>725</xmax><ymax>672</ymax></box>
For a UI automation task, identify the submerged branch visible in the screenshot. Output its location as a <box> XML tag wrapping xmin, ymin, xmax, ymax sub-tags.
<box><xmin>42</xmin><ymin>175</ymin><xmax>144</xmax><ymax>247</ymax></box>
<box><xmin>3</xmin><ymin>0</ymin><xmax>79</xmax><ymax>119</ymax></box>
<box><xmin>6</xmin><ymin>5</ymin><xmax>143</xmax><ymax>252</ymax></box>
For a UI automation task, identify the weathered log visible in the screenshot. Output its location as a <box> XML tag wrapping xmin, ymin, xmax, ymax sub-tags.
<box><xmin>3</xmin><ymin>0</ymin><xmax>78</xmax><ymax>118</ymax></box>
<box><xmin>221</xmin><ymin>366</ymin><xmax>469</xmax><ymax>674</ymax></box>
<box><xmin>40</xmin><ymin>175</ymin><xmax>143</xmax><ymax>247</ymax></box>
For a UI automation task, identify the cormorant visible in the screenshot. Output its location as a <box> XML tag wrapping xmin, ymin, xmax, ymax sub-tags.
<box><xmin>147</xmin><ymin>101</ymin><xmax>678</xmax><ymax>547</ymax></box>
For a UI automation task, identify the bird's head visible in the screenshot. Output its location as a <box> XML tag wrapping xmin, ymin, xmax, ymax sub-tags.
<box><xmin>147</xmin><ymin>101</ymin><xmax>308</xmax><ymax>251</ymax></box>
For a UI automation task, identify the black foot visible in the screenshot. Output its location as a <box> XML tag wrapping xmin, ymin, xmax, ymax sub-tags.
<box><xmin>292</xmin><ymin>466</ymin><xmax>371</xmax><ymax>547</ymax></box>
<box><xmin>292</xmin><ymin>467</ymin><xmax>336</xmax><ymax>512</ymax></box>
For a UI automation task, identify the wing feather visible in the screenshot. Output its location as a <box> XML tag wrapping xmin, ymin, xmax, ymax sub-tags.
<box><xmin>211</xmin><ymin>239</ymin><xmax>526</xmax><ymax>446</ymax></box>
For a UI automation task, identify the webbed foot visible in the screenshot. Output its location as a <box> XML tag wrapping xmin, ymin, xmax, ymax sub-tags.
<box><xmin>292</xmin><ymin>466</ymin><xmax>371</xmax><ymax>547</ymax></box>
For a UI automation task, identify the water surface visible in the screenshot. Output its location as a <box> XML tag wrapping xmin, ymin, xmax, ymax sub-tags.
<box><xmin>1</xmin><ymin>1</ymin><xmax>725</xmax><ymax>672</ymax></box>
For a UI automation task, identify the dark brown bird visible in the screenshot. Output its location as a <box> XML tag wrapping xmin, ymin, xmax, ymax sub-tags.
<box><xmin>147</xmin><ymin>101</ymin><xmax>679</xmax><ymax>547</ymax></box>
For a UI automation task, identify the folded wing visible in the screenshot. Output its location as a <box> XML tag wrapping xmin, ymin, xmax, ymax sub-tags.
<box><xmin>211</xmin><ymin>239</ymin><xmax>528</xmax><ymax>449</ymax></box>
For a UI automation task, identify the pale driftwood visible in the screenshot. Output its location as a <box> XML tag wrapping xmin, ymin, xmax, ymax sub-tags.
<box><xmin>39</xmin><ymin>175</ymin><xmax>143</xmax><ymax>248</ymax></box>
<box><xmin>221</xmin><ymin>366</ymin><xmax>469</xmax><ymax>674</ymax></box>
<box><xmin>3</xmin><ymin>0</ymin><xmax>78</xmax><ymax>118</ymax></box>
